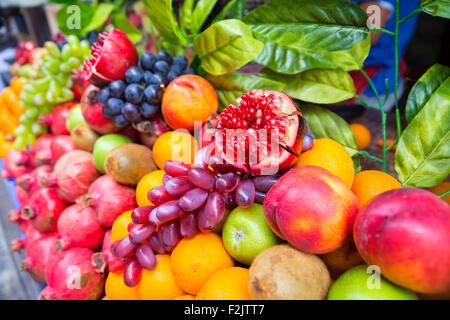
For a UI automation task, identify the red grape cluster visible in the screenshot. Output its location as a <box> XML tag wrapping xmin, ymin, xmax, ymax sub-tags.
<box><xmin>111</xmin><ymin>159</ymin><xmax>280</xmax><ymax>287</ymax></box>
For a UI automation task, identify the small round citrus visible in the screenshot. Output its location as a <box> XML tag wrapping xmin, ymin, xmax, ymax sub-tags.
<box><xmin>137</xmin><ymin>254</ymin><xmax>185</xmax><ymax>300</ymax></box>
<box><xmin>427</xmin><ymin>181</ymin><xmax>450</xmax><ymax>204</ymax></box>
<box><xmin>152</xmin><ymin>131</ymin><xmax>198</xmax><ymax>170</ymax></box>
<box><xmin>350</xmin><ymin>123</ymin><xmax>371</xmax><ymax>150</ymax></box>
<box><xmin>135</xmin><ymin>170</ymin><xmax>165</xmax><ymax>206</ymax></box>
<box><xmin>173</xmin><ymin>294</ymin><xmax>196</xmax><ymax>300</ymax></box>
<box><xmin>351</xmin><ymin>170</ymin><xmax>402</xmax><ymax>207</ymax></box>
<box><xmin>296</xmin><ymin>138</ymin><xmax>355</xmax><ymax>188</ymax></box>
<box><xmin>105</xmin><ymin>270</ymin><xmax>139</xmax><ymax>300</ymax></box>
<box><xmin>196</xmin><ymin>267</ymin><xmax>252</xmax><ymax>300</ymax></box>
<box><xmin>111</xmin><ymin>210</ymin><xmax>133</xmax><ymax>242</ymax></box>
<box><xmin>171</xmin><ymin>232</ymin><xmax>234</xmax><ymax>295</ymax></box>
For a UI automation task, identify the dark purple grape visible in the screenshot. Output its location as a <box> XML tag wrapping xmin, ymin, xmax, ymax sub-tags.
<box><xmin>97</xmin><ymin>87</ymin><xmax>110</xmax><ymax>103</ymax></box>
<box><xmin>124</xmin><ymin>259</ymin><xmax>142</xmax><ymax>287</ymax></box>
<box><xmin>302</xmin><ymin>134</ymin><xmax>313</xmax><ymax>152</ymax></box>
<box><xmin>209</xmin><ymin>155</ymin><xmax>236</xmax><ymax>173</ymax></box>
<box><xmin>170</xmin><ymin>64</ymin><xmax>183</xmax><ymax>75</ymax></box>
<box><xmin>173</xmin><ymin>55</ymin><xmax>188</xmax><ymax>70</ymax></box>
<box><xmin>167</xmin><ymin>70</ymin><xmax>178</xmax><ymax>82</ymax></box>
<box><xmin>113</xmin><ymin>235</ymin><xmax>136</xmax><ymax>258</ymax></box>
<box><xmin>215</xmin><ymin>173</ymin><xmax>240</xmax><ymax>193</ymax></box>
<box><xmin>235</xmin><ymin>179</ymin><xmax>256</xmax><ymax>208</ymax></box>
<box><xmin>183</xmin><ymin>67</ymin><xmax>195</xmax><ymax>75</ymax></box>
<box><xmin>153</xmin><ymin>60</ymin><xmax>170</xmax><ymax>75</ymax></box>
<box><xmin>205</xmin><ymin>191</ymin><xmax>225</xmax><ymax>224</ymax></box>
<box><xmin>140</xmin><ymin>52</ymin><xmax>157</xmax><ymax>70</ymax></box>
<box><xmin>149</xmin><ymin>200</ymin><xmax>184</xmax><ymax>225</ymax></box>
<box><xmin>224</xmin><ymin>192</ymin><xmax>236</xmax><ymax>209</ymax></box>
<box><xmin>148</xmin><ymin>233</ymin><xmax>166</xmax><ymax>254</ymax></box>
<box><xmin>165</xmin><ymin>176</ymin><xmax>195</xmax><ymax>196</ymax></box>
<box><xmin>163</xmin><ymin>160</ymin><xmax>191</xmax><ymax>177</ymax></box>
<box><xmin>144</xmin><ymin>84</ymin><xmax>163</xmax><ymax>104</ymax></box>
<box><xmin>148</xmin><ymin>185</ymin><xmax>177</xmax><ymax>206</ymax></box>
<box><xmin>129</xmin><ymin>224</ymin><xmax>156</xmax><ymax>244</ymax></box>
<box><xmin>105</xmin><ymin>97</ymin><xmax>124</xmax><ymax>115</ymax></box>
<box><xmin>197</xmin><ymin>205</ymin><xmax>214</xmax><ymax>232</ymax></box>
<box><xmin>148</xmin><ymin>72</ymin><xmax>165</xmax><ymax>86</ymax></box>
<box><xmin>254</xmin><ymin>191</ymin><xmax>266</xmax><ymax>204</ymax></box>
<box><xmin>156</xmin><ymin>50</ymin><xmax>173</xmax><ymax>65</ymax></box>
<box><xmin>140</xmin><ymin>102</ymin><xmax>159</xmax><ymax>119</ymax></box>
<box><xmin>180</xmin><ymin>211</ymin><xmax>198</xmax><ymax>238</ymax></box>
<box><xmin>179</xmin><ymin>188</ymin><xmax>209</xmax><ymax>211</ymax></box>
<box><xmin>114</xmin><ymin>114</ymin><xmax>130</xmax><ymax>127</ymax></box>
<box><xmin>135</xmin><ymin>244</ymin><xmax>156</xmax><ymax>270</ymax></box>
<box><xmin>193</xmin><ymin>146</ymin><xmax>211</xmax><ymax>169</ymax></box>
<box><xmin>102</xmin><ymin>105</ymin><xmax>114</xmax><ymax>118</ymax></box>
<box><xmin>158</xmin><ymin>220</ymin><xmax>181</xmax><ymax>252</ymax></box>
<box><xmin>124</xmin><ymin>84</ymin><xmax>144</xmax><ymax>104</ymax></box>
<box><xmin>131</xmin><ymin>206</ymin><xmax>154</xmax><ymax>224</ymax></box>
<box><xmin>188</xmin><ymin>168</ymin><xmax>215</xmax><ymax>191</ymax></box>
<box><xmin>125</xmin><ymin>66</ymin><xmax>144</xmax><ymax>84</ymax></box>
<box><xmin>122</xmin><ymin>102</ymin><xmax>141</xmax><ymax>122</ymax></box>
<box><xmin>109</xmin><ymin>80</ymin><xmax>126</xmax><ymax>98</ymax></box>
<box><xmin>252</xmin><ymin>175</ymin><xmax>280</xmax><ymax>193</ymax></box>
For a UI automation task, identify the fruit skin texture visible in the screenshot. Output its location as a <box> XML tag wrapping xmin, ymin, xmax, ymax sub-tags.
<box><xmin>78</xmin><ymin>175</ymin><xmax>137</xmax><ymax>227</ymax></box>
<box><xmin>57</xmin><ymin>204</ymin><xmax>106</xmax><ymax>250</ymax></box>
<box><xmin>136</xmin><ymin>170</ymin><xmax>165</xmax><ymax>206</ymax></box>
<box><xmin>42</xmin><ymin>247</ymin><xmax>105</xmax><ymax>300</ymax></box>
<box><xmin>170</xmin><ymin>232</ymin><xmax>234</xmax><ymax>295</ymax></box>
<box><xmin>351</xmin><ymin>170</ymin><xmax>402</xmax><ymax>207</ymax></box>
<box><xmin>319</xmin><ymin>240</ymin><xmax>364</xmax><ymax>279</ymax></box>
<box><xmin>327</xmin><ymin>265</ymin><xmax>418</xmax><ymax>300</ymax></box>
<box><xmin>93</xmin><ymin>133</ymin><xmax>132</xmax><ymax>173</ymax></box>
<box><xmin>137</xmin><ymin>254</ymin><xmax>185</xmax><ymax>300</ymax></box>
<box><xmin>152</xmin><ymin>131</ymin><xmax>199</xmax><ymax>169</ymax></box>
<box><xmin>354</xmin><ymin>188</ymin><xmax>450</xmax><ymax>294</ymax></box>
<box><xmin>264</xmin><ymin>166</ymin><xmax>359</xmax><ymax>254</ymax></box>
<box><xmin>350</xmin><ymin>123</ymin><xmax>371</xmax><ymax>150</ymax></box>
<box><xmin>1</xmin><ymin>149</ymin><xmax>31</xmax><ymax>179</ymax></box>
<box><xmin>71</xmin><ymin>122</ymin><xmax>100</xmax><ymax>152</ymax></box>
<box><xmin>105</xmin><ymin>270</ymin><xmax>139</xmax><ymax>300</ymax></box>
<box><xmin>66</xmin><ymin>103</ymin><xmax>85</xmax><ymax>132</ymax></box>
<box><xmin>111</xmin><ymin>210</ymin><xmax>133</xmax><ymax>242</ymax></box>
<box><xmin>248</xmin><ymin>244</ymin><xmax>331</xmax><ymax>300</ymax></box>
<box><xmin>162</xmin><ymin>75</ymin><xmax>218</xmax><ymax>131</ymax></box>
<box><xmin>196</xmin><ymin>267</ymin><xmax>251</xmax><ymax>300</ymax></box>
<box><xmin>222</xmin><ymin>203</ymin><xmax>281</xmax><ymax>265</ymax></box>
<box><xmin>296</xmin><ymin>138</ymin><xmax>354</xmax><ymax>188</ymax></box>
<box><xmin>38</xmin><ymin>101</ymin><xmax>75</xmax><ymax>135</ymax></box>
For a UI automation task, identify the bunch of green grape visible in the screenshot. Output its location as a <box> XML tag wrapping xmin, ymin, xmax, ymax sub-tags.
<box><xmin>14</xmin><ymin>36</ymin><xmax>91</xmax><ymax>150</ymax></box>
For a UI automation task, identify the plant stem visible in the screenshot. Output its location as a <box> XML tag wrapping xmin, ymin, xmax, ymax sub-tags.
<box><xmin>399</xmin><ymin>6</ymin><xmax>422</xmax><ymax>23</ymax></box>
<box><xmin>393</xmin><ymin>0</ymin><xmax>402</xmax><ymax>140</ymax></box>
<box><xmin>354</xmin><ymin>94</ymin><xmax>379</xmax><ymax>111</ymax></box>
<box><xmin>358</xmin><ymin>151</ymin><xmax>384</xmax><ymax>163</ymax></box>
<box><xmin>439</xmin><ymin>190</ymin><xmax>450</xmax><ymax>198</ymax></box>
<box><xmin>371</xmin><ymin>28</ymin><xmax>395</xmax><ymax>36</ymax></box>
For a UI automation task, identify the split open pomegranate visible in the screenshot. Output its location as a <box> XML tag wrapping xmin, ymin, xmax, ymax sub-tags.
<box><xmin>210</xmin><ymin>90</ymin><xmax>304</xmax><ymax>175</ymax></box>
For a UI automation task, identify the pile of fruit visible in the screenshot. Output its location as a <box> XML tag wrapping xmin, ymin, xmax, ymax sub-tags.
<box><xmin>1</xmin><ymin>25</ymin><xmax>449</xmax><ymax>301</ymax></box>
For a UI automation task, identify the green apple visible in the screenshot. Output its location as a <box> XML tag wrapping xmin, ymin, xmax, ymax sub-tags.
<box><xmin>93</xmin><ymin>133</ymin><xmax>131</xmax><ymax>173</ymax></box>
<box><xmin>222</xmin><ymin>203</ymin><xmax>282</xmax><ymax>265</ymax></box>
<box><xmin>65</xmin><ymin>104</ymin><xmax>85</xmax><ymax>131</ymax></box>
<box><xmin>328</xmin><ymin>265</ymin><xmax>418</xmax><ymax>300</ymax></box>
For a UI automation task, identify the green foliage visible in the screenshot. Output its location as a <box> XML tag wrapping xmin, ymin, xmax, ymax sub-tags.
<box><xmin>56</xmin><ymin>1</ymin><xmax>94</xmax><ymax>36</ymax></box>
<box><xmin>111</xmin><ymin>12</ymin><xmax>143</xmax><ymax>44</ymax></box>
<box><xmin>421</xmin><ymin>0</ymin><xmax>450</xmax><ymax>19</ymax></box>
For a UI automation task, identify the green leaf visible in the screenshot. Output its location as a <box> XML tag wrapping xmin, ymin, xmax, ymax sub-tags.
<box><xmin>57</xmin><ymin>2</ymin><xmax>95</xmax><ymax>36</ymax></box>
<box><xmin>242</xmin><ymin>0</ymin><xmax>370</xmax><ymax>74</ymax></box>
<box><xmin>180</xmin><ymin>0</ymin><xmax>195</xmax><ymax>32</ymax></box>
<box><xmin>230</xmin><ymin>0</ymin><xmax>248</xmax><ymax>19</ymax></box>
<box><xmin>300</xmin><ymin>104</ymin><xmax>361</xmax><ymax>173</ymax></box>
<box><xmin>405</xmin><ymin>64</ymin><xmax>450</xmax><ymax>123</ymax></box>
<box><xmin>395</xmin><ymin>77</ymin><xmax>450</xmax><ymax>188</ymax></box>
<box><xmin>194</xmin><ymin>19</ymin><xmax>264</xmax><ymax>76</ymax></box>
<box><xmin>111</xmin><ymin>12</ymin><xmax>143</xmax><ymax>44</ymax></box>
<box><xmin>421</xmin><ymin>0</ymin><xmax>450</xmax><ymax>19</ymax></box>
<box><xmin>50</xmin><ymin>0</ymin><xmax>77</xmax><ymax>3</ymax></box>
<box><xmin>143</xmin><ymin>0</ymin><xmax>186</xmax><ymax>45</ymax></box>
<box><xmin>260</xmin><ymin>68</ymin><xmax>355</xmax><ymax>104</ymax></box>
<box><xmin>82</xmin><ymin>3</ymin><xmax>116</xmax><ymax>34</ymax></box>
<box><xmin>212</xmin><ymin>0</ymin><xmax>239</xmax><ymax>24</ymax></box>
<box><xmin>206</xmin><ymin>72</ymin><xmax>285</xmax><ymax>110</ymax></box>
<box><xmin>190</xmin><ymin>0</ymin><xmax>218</xmax><ymax>34</ymax></box>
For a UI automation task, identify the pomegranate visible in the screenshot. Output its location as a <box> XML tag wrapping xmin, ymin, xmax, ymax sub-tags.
<box><xmin>35</xmin><ymin>135</ymin><xmax>77</xmax><ymax>165</ymax></box>
<box><xmin>92</xmin><ymin>230</ymin><xmax>127</xmax><ymax>274</ymax></box>
<box><xmin>15</xmin><ymin>41</ymin><xmax>36</xmax><ymax>65</ymax></box>
<box><xmin>82</xmin><ymin>28</ymin><xmax>138</xmax><ymax>86</ymax></box>
<box><xmin>57</xmin><ymin>204</ymin><xmax>106</xmax><ymax>250</ymax></box>
<box><xmin>40</xmin><ymin>247</ymin><xmax>105</xmax><ymax>300</ymax></box>
<box><xmin>8</xmin><ymin>207</ymin><xmax>29</xmax><ymax>233</ymax></box>
<box><xmin>71</xmin><ymin>69</ymin><xmax>90</xmax><ymax>101</ymax></box>
<box><xmin>20</xmin><ymin>233</ymin><xmax>60</xmax><ymax>283</ymax></box>
<box><xmin>21</xmin><ymin>188</ymin><xmax>67</xmax><ymax>233</ymax></box>
<box><xmin>38</xmin><ymin>101</ymin><xmax>76</xmax><ymax>135</ymax></box>
<box><xmin>119</xmin><ymin>125</ymin><xmax>141</xmax><ymax>143</ymax></box>
<box><xmin>210</xmin><ymin>90</ymin><xmax>304</xmax><ymax>175</ymax></box>
<box><xmin>77</xmin><ymin>175</ymin><xmax>137</xmax><ymax>227</ymax></box>
<box><xmin>39</xmin><ymin>150</ymin><xmax>100</xmax><ymax>203</ymax></box>
<box><xmin>81</xmin><ymin>84</ymin><xmax>120</xmax><ymax>134</ymax></box>
<box><xmin>16</xmin><ymin>164</ymin><xmax>52</xmax><ymax>196</ymax></box>
<box><xmin>10</xmin><ymin>224</ymin><xmax>44</xmax><ymax>252</ymax></box>
<box><xmin>16</xmin><ymin>185</ymin><xmax>29</xmax><ymax>204</ymax></box>
<box><xmin>1</xmin><ymin>149</ymin><xmax>31</xmax><ymax>179</ymax></box>
<box><xmin>28</xmin><ymin>134</ymin><xmax>55</xmax><ymax>166</ymax></box>
<box><xmin>138</xmin><ymin>114</ymin><xmax>170</xmax><ymax>149</ymax></box>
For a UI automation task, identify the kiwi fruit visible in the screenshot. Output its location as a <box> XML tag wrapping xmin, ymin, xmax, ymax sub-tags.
<box><xmin>71</xmin><ymin>123</ymin><xmax>100</xmax><ymax>152</ymax></box>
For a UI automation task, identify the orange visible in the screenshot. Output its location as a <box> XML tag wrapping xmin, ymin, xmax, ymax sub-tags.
<box><xmin>170</xmin><ymin>232</ymin><xmax>235</xmax><ymax>295</ymax></box>
<box><xmin>296</xmin><ymin>138</ymin><xmax>355</xmax><ymax>188</ymax></box>
<box><xmin>105</xmin><ymin>271</ymin><xmax>139</xmax><ymax>300</ymax></box>
<box><xmin>101</xmin><ymin>296</ymin><xmax>110</xmax><ymax>300</ymax></box>
<box><xmin>350</xmin><ymin>123</ymin><xmax>371</xmax><ymax>150</ymax></box>
<box><xmin>377</xmin><ymin>139</ymin><xmax>397</xmax><ymax>152</ymax></box>
<box><xmin>136</xmin><ymin>170</ymin><xmax>165</xmax><ymax>206</ymax></box>
<box><xmin>173</xmin><ymin>294</ymin><xmax>196</xmax><ymax>300</ymax></box>
<box><xmin>137</xmin><ymin>254</ymin><xmax>185</xmax><ymax>300</ymax></box>
<box><xmin>196</xmin><ymin>267</ymin><xmax>251</xmax><ymax>300</ymax></box>
<box><xmin>10</xmin><ymin>77</ymin><xmax>24</xmax><ymax>96</ymax></box>
<box><xmin>427</xmin><ymin>181</ymin><xmax>450</xmax><ymax>204</ymax></box>
<box><xmin>351</xmin><ymin>170</ymin><xmax>402</xmax><ymax>207</ymax></box>
<box><xmin>111</xmin><ymin>210</ymin><xmax>133</xmax><ymax>242</ymax></box>
<box><xmin>152</xmin><ymin>131</ymin><xmax>199</xmax><ymax>170</ymax></box>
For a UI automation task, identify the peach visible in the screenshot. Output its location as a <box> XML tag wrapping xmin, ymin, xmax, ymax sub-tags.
<box><xmin>162</xmin><ymin>75</ymin><xmax>218</xmax><ymax>131</ymax></box>
<box><xmin>263</xmin><ymin>166</ymin><xmax>359</xmax><ymax>254</ymax></box>
<box><xmin>354</xmin><ymin>188</ymin><xmax>450</xmax><ymax>294</ymax></box>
